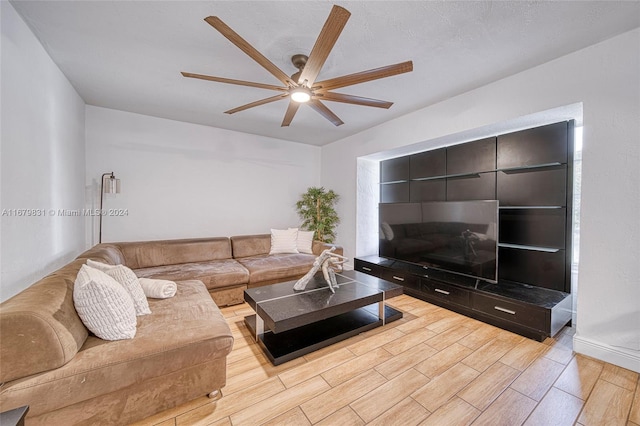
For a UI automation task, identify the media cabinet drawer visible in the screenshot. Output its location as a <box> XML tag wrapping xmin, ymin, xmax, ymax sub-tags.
<box><xmin>473</xmin><ymin>293</ymin><xmax>546</xmax><ymax>330</ymax></box>
<box><xmin>422</xmin><ymin>279</ymin><xmax>471</xmax><ymax>307</ymax></box>
<box><xmin>354</xmin><ymin>260</ymin><xmax>383</xmax><ymax>277</ymax></box>
<box><xmin>381</xmin><ymin>269</ymin><xmax>420</xmax><ymax>291</ymax></box>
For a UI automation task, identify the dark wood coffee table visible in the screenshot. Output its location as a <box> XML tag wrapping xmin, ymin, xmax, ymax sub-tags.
<box><xmin>244</xmin><ymin>269</ymin><xmax>403</xmax><ymax>365</ymax></box>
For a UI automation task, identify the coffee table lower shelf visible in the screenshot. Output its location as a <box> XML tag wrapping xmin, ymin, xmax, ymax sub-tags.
<box><xmin>244</xmin><ymin>304</ymin><xmax>402</xmax><ymax>365</ymax></box>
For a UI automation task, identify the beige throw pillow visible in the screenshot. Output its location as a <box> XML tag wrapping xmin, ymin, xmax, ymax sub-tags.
<box><xmin>87</xmin><ymin>259</ymin><xmax>151</xmax><ymax>316</ymax></box>
<box><xmin>73</xmin><ymin>264</ymin><xmax>137</xmax><ymax>341</ymax></box>
<box><xmin>269</xmin><ymin>228</ymin><xmax>299</xmax><ymax>254</ymax></box>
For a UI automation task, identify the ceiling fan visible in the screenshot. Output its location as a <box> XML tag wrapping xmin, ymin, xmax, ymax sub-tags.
<box><xmin>181</xmin><ymin>5</ymin><xmax>413</xmax><ymax>127</ymax></box>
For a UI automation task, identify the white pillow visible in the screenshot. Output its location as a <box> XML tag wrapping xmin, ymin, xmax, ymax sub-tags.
<box><xmin>87</xmin><ymin>259</ymin><xmax>151</xmax><ymax>316</ymax></box>
<box><xmin>296</xmin><ymin>230</ymin><xmax>315</xmax><ymax>254</ymax></box>
<box><xmin>74</xmin><ymin>264</ymin><xmax>137</xmax><ymax>341</ymax></box>
<box><xmin>269</xmin><ymin>228</ymin><xmax>299</xmax><ymax>254</ymax></box>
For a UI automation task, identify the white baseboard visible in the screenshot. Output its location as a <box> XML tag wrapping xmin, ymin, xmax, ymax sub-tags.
<box><xmin>573</xmin><ymin>335</ymin><xmax>640</xmax><ymax>373</ymax></box>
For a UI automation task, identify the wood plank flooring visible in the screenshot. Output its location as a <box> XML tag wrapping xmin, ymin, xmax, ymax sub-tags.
<box><xmin>131</xmin><ymin>295</ymin><xmax>640</xmax><ymax>426</ymax></box>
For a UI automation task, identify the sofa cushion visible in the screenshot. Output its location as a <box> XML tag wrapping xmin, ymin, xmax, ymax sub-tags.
<box><xmin>236</xmin><ymin>253</ymin><xmax>316</xmax><ymax>285</ymax></box>
<box><xmin>0</xmin><ymin>280</ymin><xmax>234</xmax><ymax>418</ymax></box>
<box><xmin>0</xmin><ymin>264</ymin><xmax>89</xmax><ymax>383</ymax></box>
<box><xmin>73</xmin><ymin>265</ymin><xmax>138</xmax><ymax>341</ymax></box>
<box><xmin>115</xmin><ymin>237</ymin><xmax>233</xmax><ymax>269</ymax></box>
<box><xmin>230</xmin><ymin>234</ymin><xmax>271</xmax><ymax>258</ymax></box>
<box><xmin>133</xmin><ymin>259</ymin><xmax>249</xmax><ymax>290</ymax></box>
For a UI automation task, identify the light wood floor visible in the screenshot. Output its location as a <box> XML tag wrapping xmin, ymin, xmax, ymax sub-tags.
<box><xmin>132</xmin><ymin>295</ymin><xmax>640</xmax><ymax>426</ymax></box>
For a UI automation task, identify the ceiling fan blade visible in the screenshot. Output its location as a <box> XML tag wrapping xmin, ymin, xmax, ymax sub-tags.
<box><xmin>225</xmin><ymin>93</ymin><xmax>289</xmax><ymax>114</ymax></box>
<box><xmin>281</xmin><ymin>101</ymin><xmax>301</xmax><ymax>127</ymax></box>
<box><xmin>318</xmin><ymin>92</ymin><xmax>393</xmax><ymax>109</ymax></box>
<box><xmin>308</xmin><ymin>100</ymin><xmax>344</xmax><ymax>126</ymax></box>
<box><xmin>313</xmin><ymin>61</ymin><xmax>413</xmax><ymax>91</ymax></box>
<box><xmin>181</xmin><ymin>72</ymin><xmax>287</xmax><ymax>91</ymax></box>
<box><xmin>204</xmin><ymin>16</ymin><xmax>295</xmax><ymax>86</ymax></box>
<box><xmin>298</xmin><ymin>5</ymin><xmax>351</xmax><ymax>86</ymax></box>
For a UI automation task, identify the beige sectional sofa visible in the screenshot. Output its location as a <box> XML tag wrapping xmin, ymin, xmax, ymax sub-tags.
<box><xmin>79</xmin><ymin>234</ymin><xmax>342</xmax><ymax>306</ymax></box>
<box><xmin>0</xmin><ymin>233</ymin><xmax>342</xmax><ymax>424</ymax></box>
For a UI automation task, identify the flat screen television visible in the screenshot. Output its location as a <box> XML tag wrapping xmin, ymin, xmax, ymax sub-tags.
<box><xmin>379</xmin><ymin>200</ymin><xmax>499</xmax><ymax>283</ymax></box>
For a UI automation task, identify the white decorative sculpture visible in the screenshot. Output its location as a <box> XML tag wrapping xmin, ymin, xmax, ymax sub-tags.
<box><xmin>294</xmin><ymin>247</ymin><xmax>348</xmax><ymax>293</ymax></box>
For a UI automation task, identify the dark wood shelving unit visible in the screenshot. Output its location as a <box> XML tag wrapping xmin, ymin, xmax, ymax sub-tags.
<box><xmin>368</xmin><ymin>121</ymin><xmax>574</xmax><ymax>340</ymax></box>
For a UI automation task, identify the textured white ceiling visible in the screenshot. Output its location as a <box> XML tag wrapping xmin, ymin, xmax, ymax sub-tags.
<box><xmin>10</xmin><ymin>1</ymin><xmax>640</xmax><ymax>146</ymax></box>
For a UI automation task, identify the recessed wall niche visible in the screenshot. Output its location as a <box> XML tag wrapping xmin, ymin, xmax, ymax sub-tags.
<box><xmin>361</xmin><ymin>121</ymin><xmax>575</xmax><ymax>340</ymax></box>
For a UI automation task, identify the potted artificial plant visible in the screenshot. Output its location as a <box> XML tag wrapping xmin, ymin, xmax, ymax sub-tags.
<box><xmin>296</xmin><ymin>187</ymin><xmax>340</xmax><ymax>243</ymax></box>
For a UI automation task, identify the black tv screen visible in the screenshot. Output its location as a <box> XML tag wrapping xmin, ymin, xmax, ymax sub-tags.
<box><xmin>379</xmin><ymin>200</ymin><xmax>499</xmax><ymax>282</ymax></box>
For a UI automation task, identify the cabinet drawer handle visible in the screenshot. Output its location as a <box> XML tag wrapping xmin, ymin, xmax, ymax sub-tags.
<box><xmin>392</xmin><ymin>276</ymin><xmax>405</xmax><ymax>282</ymax></box>
<box><xmin>435</xmin><ymin>288</ymin><xmax>450</xmax><ymax>295</ymax></box>
<box><xmin>362</xmin><ymin>267</ymin><xmax>372</xmax><ymax>272</ymax></box>
<box><xmin>494</xmin><ymin>306</ymin><xmax>516</xmax><ymax>315</ymax></box>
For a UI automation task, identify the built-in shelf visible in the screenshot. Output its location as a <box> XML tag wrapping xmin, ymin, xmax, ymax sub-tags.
<box><xmin>379</xmin><ymin>120</ymin><xmax>574</xmax><ymax>294</ymax></box>
<box><xmin>498</xmin><ymin>243</ymin><xmax>560</xmax><ymax>253</ymax></box>
<box><xmin>411</xmin><ymin>175</ymin><xmax>448</xmax><ymax>182</ymax></box>
<box><xmin>388</xmin><ymin>162</ymin><xmax>565</xmax><ymax>185</ymax></box>
<box><xmin>392</xmin><ymin>172</ymin><xmax>490</xmax><ymax>183</ymax></box>
<box><xmin>413</xmin><ymin>171</ymin><xmax>491</xmax><ymax>181</ymax></box>
<box><xmin>499</xmin><ymin>206</ymin><xmax>564</xmax><ymax>209</ymax></box>
<box><xmin>444</xmin><ymin>172</ymin><xmax>483</xmax><ymax>179</ymax></box>
<box><xmin>497</xmin><ymin>162</ymin><xmax>563</xmax><ymax>173</ymax></box>
<box><xmin>379</xmin><ymin>180</ymin><xmax>409</xmax><ymax>185</ymax></box>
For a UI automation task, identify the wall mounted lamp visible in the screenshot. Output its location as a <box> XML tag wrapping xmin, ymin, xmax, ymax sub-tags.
<box><xmin>99</xmin><ymin>172</ymin><xmax>121</xmax><ymax>243</ymax></box>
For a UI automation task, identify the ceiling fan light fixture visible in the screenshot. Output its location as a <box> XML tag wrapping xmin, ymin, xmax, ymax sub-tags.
<box><xmin>290</xmin><ymin>86</ymin><xmax>311</xmax><ymax>103</ymax></box>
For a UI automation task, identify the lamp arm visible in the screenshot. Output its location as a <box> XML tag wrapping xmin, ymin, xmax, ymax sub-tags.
<box><xmin>98</xmin><ymin>172</ymin><xmax>112</xmax><ymax>244</ymax></box>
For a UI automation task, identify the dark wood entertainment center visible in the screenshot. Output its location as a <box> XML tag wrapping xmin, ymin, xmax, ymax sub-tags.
<box><xmin>355</xmin><ymin>121</ymin><xmax>575</xmax><ymax>341</ymax></box>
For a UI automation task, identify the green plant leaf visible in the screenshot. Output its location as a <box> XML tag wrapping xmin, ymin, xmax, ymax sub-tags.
<box><xmin>295</xmin><ymin>187</ymin><xmax>340</xmax><ymax>243</ymax></box>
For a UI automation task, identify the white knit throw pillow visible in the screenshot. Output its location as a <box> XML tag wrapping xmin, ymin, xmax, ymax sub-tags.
<box><xmin>74</xmin><ymin>264</ymin><xmax>137</xmax><ymax>341</ymax></box>
<box><xmin>269</xmin><ymin>228</ymin><xmax>299</xmax><ymax>254</ymax></box>
<box><xmin>87</xmin><ymin>259</ymin><xmax>151</xmax><ymax>316</ymax></box>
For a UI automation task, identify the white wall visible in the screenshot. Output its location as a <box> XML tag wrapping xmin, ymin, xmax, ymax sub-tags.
<box><xmin>85</xmin><ymin>106</ymin><xmax>321</xmax><ymax>243</ymax></box>
<box><xmin>321</xmin><ymin>29</ymin><xmax>640</xmax><ymax>372</ymax></box>
<box><xmin>1</xmin><ymin>2</ymin><xmax>86</xmax><ymax>302</ymax></box>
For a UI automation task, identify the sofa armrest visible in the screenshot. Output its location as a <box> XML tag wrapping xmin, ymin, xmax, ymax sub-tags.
<box><xmin>312</xmin><ymin>241</ymin><xmax>344</xmax><ymax>257</ymax></box>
